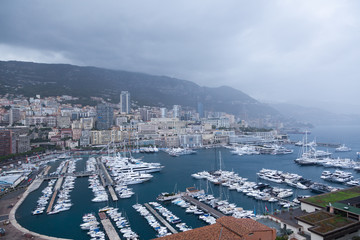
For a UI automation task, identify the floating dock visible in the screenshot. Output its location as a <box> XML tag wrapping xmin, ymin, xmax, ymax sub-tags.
<box><xmin>98</xmin><ymin>213</ymin><xmax>121</xmax><ymax>240</ymax></box>
<box><xmin>46</xmin><ymin>189</ymin><xmax>58</xmax><ymax>214</ymax></box>
<box><xmin>182</xmin><ymin>195</ymin><xmax>225</xmax><ymax>218</ymax></box>
<box><xmin>108</xmin><ymin>186</ymin><xmax>118</xmax><ymax>201</ymax></box>
<box><xmin>144</xmin><ymin>203</ymin><xmax>178</xmax><ymax>234</ymax></box>
<box><xmin>42</xmin><ymin>166</ymin><xmax>51</xmax><ymax>176</ymax></box>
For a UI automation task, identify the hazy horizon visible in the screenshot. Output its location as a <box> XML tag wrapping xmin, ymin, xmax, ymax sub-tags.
<box><xmin>1</xmin><ymin>1</ymin><xmax>360</xmax><ymax>115</ymax></box>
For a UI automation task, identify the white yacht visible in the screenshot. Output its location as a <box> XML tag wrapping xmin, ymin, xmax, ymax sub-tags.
<box><xmin>335</xmin><ymin>144</ymin><xmax>352</xmax><ymax>152</ymax></box>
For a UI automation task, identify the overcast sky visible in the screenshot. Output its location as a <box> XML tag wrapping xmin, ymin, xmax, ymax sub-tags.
<box><xmin>1</xmin><ymin>0</ymin><xmax>359</xmax><ymax>114</ymax></box>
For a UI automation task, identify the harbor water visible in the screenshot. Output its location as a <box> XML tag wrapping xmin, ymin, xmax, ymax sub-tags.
<box><xmin>16</xmin><ymin>125</ymin><xmax>360</xmax><ymax>239</ymax></box>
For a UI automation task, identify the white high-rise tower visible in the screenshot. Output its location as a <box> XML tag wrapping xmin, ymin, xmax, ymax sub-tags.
<box><xmin>120</xmin><ymin>91</ymin><xmax>131</xmax><ymax>114</ymax></box>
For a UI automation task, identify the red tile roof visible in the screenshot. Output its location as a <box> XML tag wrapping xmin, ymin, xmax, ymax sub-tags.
<box><xmin>155</xmin><ymin>216</ymin><xmax>275</xmax><ymax>240</ymax></box>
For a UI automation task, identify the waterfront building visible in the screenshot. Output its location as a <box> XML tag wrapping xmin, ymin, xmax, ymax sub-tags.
<box><xmin>96</xmin><ymin>104</ymin><xmax>113</xmax><ymax>130</ymax></box>
<box><xmin>179</xmin><ymin>134</ymin><xmax>202</xmax><ymax>148</ymax></box>
<box><xmin>165</xmin><ymin>135</ymin><xmax>180</xmax><ymax>147</ymax></box>
<box><xmin>120</xmin><ymin>91</ymin><xmax>131</xmax><ymax>114</ymax></box>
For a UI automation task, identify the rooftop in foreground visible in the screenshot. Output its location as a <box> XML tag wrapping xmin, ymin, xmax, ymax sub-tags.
<box><xmin>301</xmin><ymin>186</ymin><xmax>360</xmax><ymax>208</ymax></box>
<box><xmin>296</xmin><ymin>211</ymin><xmax>359</xmax><ymax>235</ymax></box>
<box><xmin>155</xmin><ymin>216</ymin><xmax>276</xmax><ymax>240</ymax></box>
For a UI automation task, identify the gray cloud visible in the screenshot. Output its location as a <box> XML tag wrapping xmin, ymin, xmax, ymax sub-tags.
<box><xmin>1</xmin><ymin>0</ymin><xmax>360</xmax><ymax>114</ymax></box>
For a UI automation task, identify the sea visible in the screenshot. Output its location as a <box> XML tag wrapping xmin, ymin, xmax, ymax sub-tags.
<box><xmin>15</xmin><ymin>125</ymin><xmax>360</xmax><ymax>240</ymax></box>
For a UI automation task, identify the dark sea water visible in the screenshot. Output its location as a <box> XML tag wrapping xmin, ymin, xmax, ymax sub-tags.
<box><xmin>16</xmin><ymin>125</ymin><xmax>360</xmax><ymax>240</ymax></box>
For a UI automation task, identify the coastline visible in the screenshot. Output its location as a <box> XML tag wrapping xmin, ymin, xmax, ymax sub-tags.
<box><xmin>3</xmin><ymin>179</ymin><xmax>71</xmax><ymax>240</ymax></box>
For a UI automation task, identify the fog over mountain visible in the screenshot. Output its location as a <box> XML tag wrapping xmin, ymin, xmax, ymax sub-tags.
<box><xmin>1</xmin><ymin>1</ymin><xmax>360</xmax><ymax>115</ymax></box>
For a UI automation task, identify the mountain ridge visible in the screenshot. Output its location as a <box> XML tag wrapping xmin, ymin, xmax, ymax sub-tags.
<box><xmin>0</xmin><ymin>60</ymin><xmax>279</xmax><ymax>118</ymax></box>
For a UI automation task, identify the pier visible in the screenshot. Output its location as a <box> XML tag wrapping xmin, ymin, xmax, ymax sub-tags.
<box><xmin>46</xmin><ymin>162</ymin><xmax>67</xmax><ymax>214</ymax></box>
<box><xmin>41</xmin><ymin>171</ymin><xmax>96</xmax><ymax>180</ymax></box>
<box><xmin>97</xmin><ymin>158</ymin><xmax>114</xmax><ymax>186</ymax></box>
<box><xmin>182</xmin><ymin>195</ymin><xmax>225</xmax><ymax>219</ymax></box>
<box><xmin>98</xmin><ymin>213</ymin><xmax>121</xmax><ymax>240</ymax></box>
<box><xmin>46</xmin><ymin>190</ymin><xmax>58</xmax><ymax>214</ymax></box>
<box><xmin>46</xmin><ymin>176</ymin><xmax>64</xmax><ymax>213</ymax></box>
<box><xmin>108</xmin><ymin>186</ymin><xmax>118</xmax><ymax>201</ymax></box>
<box><xmin>42</xmin><ymin>166</ymin><xmax>51</xmax><ymax>176</ymax></box>
<box><xmin>144</xmin><ymin>203</ymin><xmax>178</xmax><ymax>234</ymax></box>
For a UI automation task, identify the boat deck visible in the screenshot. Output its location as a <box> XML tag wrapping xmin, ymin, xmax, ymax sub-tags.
<box><xmin>182</xmin><ymin>195</ymin><xmax>225</xmax><ymax>219</ymax></box>
<box><xmin>144</xmin><ymin>203</ymin><xmax>178</xmax><ymax>234</ymax></box>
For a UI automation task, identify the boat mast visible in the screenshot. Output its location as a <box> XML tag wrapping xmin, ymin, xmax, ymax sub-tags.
<box><xmin>219</xmin><ymin>151</ymin><xmax>221</xmax><ymax>172</ymax></box>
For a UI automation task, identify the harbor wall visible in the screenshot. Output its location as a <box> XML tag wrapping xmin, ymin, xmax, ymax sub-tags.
<box><xmin>9</xmin><ymin>178</ymin><xmax>72</xmax><ymax>240</ymax></box>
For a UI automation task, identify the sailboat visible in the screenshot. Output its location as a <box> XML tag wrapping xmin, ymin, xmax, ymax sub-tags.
<box><xmin>294</xmin><ymin>131</ymin><xmax>318</xmax><ymax>165</ymax></box>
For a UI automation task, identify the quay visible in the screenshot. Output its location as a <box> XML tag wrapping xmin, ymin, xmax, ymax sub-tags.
<box><xmin>144</xmin><ymin>203</ymin><xmax>178</xmax><ymax>234</ymax></box>
<box><xmin>317</xmin><ymin>142</ymin><xmax>341</xmax><ymax>148</ymax></box>
<box><xmin>9</xmin><ymin>179</ymin><xmax>72</xmax><ymax>240</ymax></box>
<box><xmin>98</xmin><ymin>213</ymin><xmax>121</xmax><ymax>240</ymax></box>
<box><xmin>108</xmin><ymin>186</ymin><xmax>118</xmax><ymax>201</ymax></box>
<box><xmin>182</xmin><ymin>195</ymin><xmax>225</xmax><ymax>219</ymax></box>
<box><xmin>290</xmin><ymin>141</ymin><xmax>340</xmax><ymax>148</ymax></box>
<box><xmin>28</xmin><ymin>178</ymin><xmax>44</xmax><ymax>193</ymax></box>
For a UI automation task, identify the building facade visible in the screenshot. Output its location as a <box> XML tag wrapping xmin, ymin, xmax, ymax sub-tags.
<box><xmin>96</xmin><ymin>104</ymin><xmax>114</xmax><ymax>130</ymax></box>
<box><xmin>120</xmin><ymin>91</ymin><xmax>131</xmax><ymax>114</ymax></box>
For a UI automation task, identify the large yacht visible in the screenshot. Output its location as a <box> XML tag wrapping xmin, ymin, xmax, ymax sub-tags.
<box><xmin>335</xmin><ymin>144</ymin><xmax>352</xmax><ymax>152</ymax></box>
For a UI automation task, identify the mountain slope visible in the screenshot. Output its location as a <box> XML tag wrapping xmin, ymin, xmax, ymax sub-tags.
<box><xmin>0</xmin><ymin>61</ymin><xmax>279</xmax><ymax>118</ymax></box>
<box><xmin>271</xmin><ymin>103</ymin><xmax>360</xmax><ymax>125</ymax></box>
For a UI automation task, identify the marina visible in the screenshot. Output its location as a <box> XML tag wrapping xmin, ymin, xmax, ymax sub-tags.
<box><xmin>108</xmin><ymin>186</ymin><xmax>118</xmax><ymax>201</ymax></box>
<box><xmin>144</xmin><ymin>203</ymin><xmax>178</xmax><ymax>234</ymax></box>
<box><xmin>182</xmin><ymin>195</ymin><xmax>225</xmax><ymax>219</ymax></box>
<box><xmin>13</xmin><ymin>126</ymin><xmax>360</xmax><ymax>239</ymax></box>
<box><xmin>99</xmin><ymin>214</ymin><xmax>121</xmax><ymax>240</ymax></box>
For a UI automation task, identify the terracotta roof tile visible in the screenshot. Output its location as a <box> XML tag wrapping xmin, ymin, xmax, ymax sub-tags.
<box><xmin>155</xmin><ymin>216</ymin><xmax>275</xmax><ymax>240</ymax></box>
